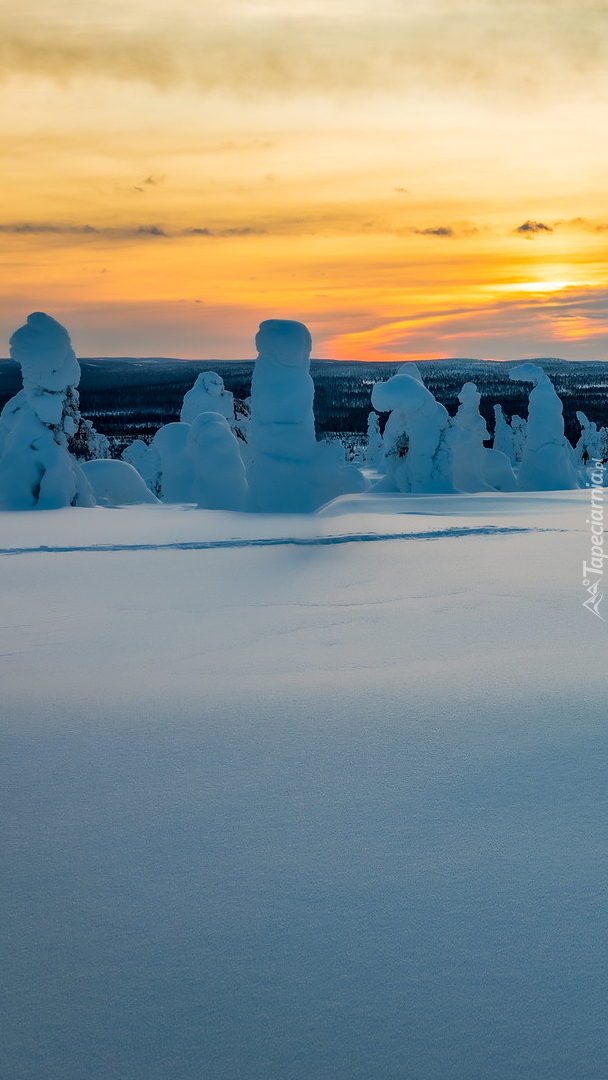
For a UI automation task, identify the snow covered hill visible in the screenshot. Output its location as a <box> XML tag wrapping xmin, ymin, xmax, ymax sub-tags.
<box><xmin>2</xmin><ymin>491</ymin><xmax>607</xmax><ymax>1080</ymax></box>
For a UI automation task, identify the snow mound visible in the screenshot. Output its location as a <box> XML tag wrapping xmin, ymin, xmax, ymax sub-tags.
<box><xmin>80</xmin><ymin>459</ymin><xmax>159</xmax><ymax>506</ymax></box>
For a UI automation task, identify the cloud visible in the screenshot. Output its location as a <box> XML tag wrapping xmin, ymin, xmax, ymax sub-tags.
<box><xmin>410</xmin><ymin>222</ymin><xmax>479</xmax><ymax>239</ymax></box>
<box><xmin>1</xmin><ymin>0</ymin><xmax>608</xmax><ymax>99</ymax></box>
<box><xmin>184</xmin><ymin>226</ymin><xmax>268</xmax><ymax>237</ymax></box>
<box><xmin>132</xmin><ymin>176</ymin><xmax>166</xmax><ymax>192</ymax></box>
<box><xmin>553</xmin><ymin>217</ymin><xmax>608</xmax><ymax>233</ymax></box>
<box><xmin>414</xmin><ymin>226</ymin><xmax>455</xmax><ymax>238</ymax></box>
<box><xmin>120</xmin><ymin>174</ymin><xmax>167</xmax><ymax>194</ymax></box>
<box><xmin>217</xmin><ymin>227</ymin><xmax>268</xmax><ymax>236</ymax></box>
<box><xmin>0</xmin><ymin>221</ymin><xmax>167</xmax><ymax>239</ymax></box>
<box><xmin>0</xmin><ymin>220</ymin><xmax>270</xmax><ymax>241</ymax></box>
<box><xmin>326</xmin><ymin>284</ymin><xmax>608</xmax><ymax>362</ymax></box>
<box><xmin>0</xmin><ymin>222</ymin><xmax>99</xmax><ymax>234</ymax></box>
<box><xmin>136</xmin><ymin>225</ymin><xmax>167</xmax><ymax>236</ymax></box>
<box><xmin>543</xmin><ymin>285</ymin><xmax>608</xmax><ymax>321</ymax></box>
<box><xmin>5</xmin><ymin>214</ymin><xmax>487</xmax><ymax>242</ymax></box>
<box><xmin>514</xmin><ymin>220</ymin><xmax>553</xmax><ymax>238</ymax></box>
<box><xmin>184</xmin><ymin>209</ymin><xmax>487</xmax><ymax>242</ymax></box>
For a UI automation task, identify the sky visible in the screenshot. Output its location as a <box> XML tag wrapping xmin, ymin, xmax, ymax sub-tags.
<box><xmin>1</xmin><ymin>0</ymin><xmax>608</xmax><ymax>361</ymax></box>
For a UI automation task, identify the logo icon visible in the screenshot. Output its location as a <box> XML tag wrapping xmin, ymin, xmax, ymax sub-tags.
<box><xmin>582</xmin><ymin>578</ymin><xmax>604</xmax><ymax>620</ymax></box>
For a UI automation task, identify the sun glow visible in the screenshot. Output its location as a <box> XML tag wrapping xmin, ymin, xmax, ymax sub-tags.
<box><xmin>499</xmin><ymin>280</ymin><xmax>576</xmax><ymax>293</ymax></box>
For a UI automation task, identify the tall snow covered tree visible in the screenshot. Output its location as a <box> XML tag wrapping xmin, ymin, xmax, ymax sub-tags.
<box><xmin>0</xmin><ymin>312</ymin><xmax>97</xmax><ymax>509</ymax></box>
<box><xmin>509</xmin><ymin>364</ymin><xmax>579</xmax><ymax>490</ymax></box>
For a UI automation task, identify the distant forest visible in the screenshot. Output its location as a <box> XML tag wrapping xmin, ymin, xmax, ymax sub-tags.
<box><xmin>1</xmin><ymin>356</ymin><xmax>607</xmax><ymax>454</ymax></box>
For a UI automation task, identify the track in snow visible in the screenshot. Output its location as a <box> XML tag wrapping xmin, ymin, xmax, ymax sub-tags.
<box><xmin>0</xmin><ymin>525</ymin><xmax>560</xmax><ymax>556</ymax></box>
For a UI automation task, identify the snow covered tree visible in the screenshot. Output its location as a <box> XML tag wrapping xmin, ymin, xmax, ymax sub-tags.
<box><xmin>187</xmin><ymin>412</ymin><xmax>248</xmax><ymax>510</ymax></box>
<box><xmin>371</xmin><ymin>371</ymin><xmax>455</xmax><ymax>493</ymax></box>
<box><xmin>247</xmin><ymin>319</ymin><xmax>365</xmax><ymax>512</ymax></box>
<box><xmin>121</xmin><ymin>438</ymin><xmax>161</xmax><ymax>494</ymax></box>
<box><xmin>151</xmin><ymin>422</ymin><xmax>195</xmax><ymax>502</ymax></box>
<box><xmin>493</xmin><ymin>404</ymin><xmax>516</xmax><ymax>465</ymax></box>
<box><xmin>447</xmin><ymin>383</ymin><xmax>517</xmax><ymax>492</ymax></box>
<box><xmin>510</xmin><ymin>415</ymin><xmax>527</xmax><ymax>463</ymax></box>
<box><xmin>364</xmin><ymin>411</ymin><xmax>384</xmax><ymax>467</ymax></box>
<box><xmin>446</xmin><ymin>382</ymin><xmax>496</xmax><ymax>492</ymax></box>
<box><xmin>67</xmin><ymin>410</ymin><xmax>110</xmax><ymax>462</ymax></box>
<box><xmin>509</xmin><ymin>364</ymin><xmax>579</xmax><ymax>490</ymax></box>
<box><xmin>575</xmin><ymin>411</ymin><xmax>602</xmax><ymax>465</ymax></box>
<box><xmin>0</xmin><ymin>312</ymin><xmax>95</xmax><ymax>509</ymax></box>
<box><xmin>180</xmin><ymin>371</ymin><xmax>235</xmax><ymax>426</ymax></box>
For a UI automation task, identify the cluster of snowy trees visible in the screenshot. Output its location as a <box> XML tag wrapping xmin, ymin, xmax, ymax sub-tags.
<box><xmin>364</xmin><ymin>360</ymin><xmax>587</xmax><ymax>495</ymax></box>
<box><xmin>367</xmin><ymin>365</ymin><xmax>605</xmax><ymax>492</ymax></box>
<box><xmin>0</xmin><ymin>312</ymin><xmax>604</xmax><ymax>512</ymax></box>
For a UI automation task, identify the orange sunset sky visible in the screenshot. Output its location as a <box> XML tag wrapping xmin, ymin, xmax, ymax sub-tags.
<box><xmin>1</xmin><ymin>0</ymin><xmax>607</xmax><ymax>361</ymax></box>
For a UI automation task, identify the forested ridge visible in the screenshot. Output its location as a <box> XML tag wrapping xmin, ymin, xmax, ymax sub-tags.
<box><xmin>2</xmin><ymin>356</ymin><xmax>607</xmax><ymax>451</ymax></box>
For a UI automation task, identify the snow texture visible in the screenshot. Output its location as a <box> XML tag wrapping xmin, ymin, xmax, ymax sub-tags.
<box><xmin>187</xmin><ymin>412</ymin><xmax>248</xmax><ymax>510</ymax></box>
<box><xmin>1</xmin><ymin>492</ymin><xmax>606</xmax><ymax>1080</ymax></box>
<box><xmin>509</xmin><ymin>364</ymin><xmax>579</xmax><ymax>490</ymax></box>
<box><xmin>247</xmin><ymin>319</ymin><xmax>365</xmax><ymax>513</ymax></box>
<box><xmin>80</xmin><ymin>459</ymin><xmax>160</xmax><ymax>506</ymax></box>
<box><xmin>180</xmin><ymin>371</ymin><xmax>234</xmax><ymax>426</ymax></box>
<box><xmin>483</xmin><ymin>448</ymin><xmax>519</xmax><ymax>492</ymax></box>
<box><xmin>371</xmin><ymin>372</ymin><xmax>456</xmax><ymax>494</ymax></box>
<box><xmin>0</xmin><ymin>389</ymin><xmax>27</xmax><ymax>459</ymax></box>
<box><xmin>0</xmin><ymin>313</ymin><xmax>95</xmax><ymax>510</ymax></box>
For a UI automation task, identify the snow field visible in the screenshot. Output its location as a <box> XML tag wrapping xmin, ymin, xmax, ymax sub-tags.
<box><xmin>2</xmin><ymin>493</ymin><xmax>607</xmax><ymax>1080</ymax></box>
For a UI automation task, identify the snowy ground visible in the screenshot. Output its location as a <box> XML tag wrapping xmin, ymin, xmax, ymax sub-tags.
<box><xmin>2</xmin><ymin>491</ymin><xmax>607</xmax><ymax>1080</ymax></box>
